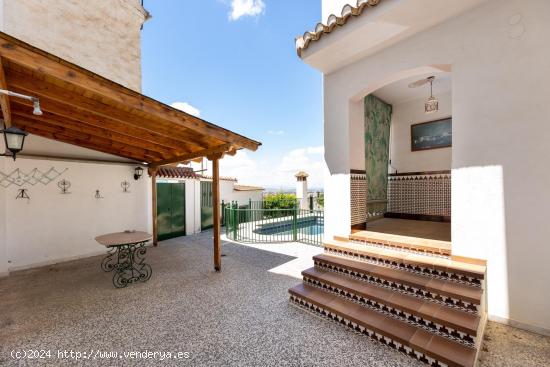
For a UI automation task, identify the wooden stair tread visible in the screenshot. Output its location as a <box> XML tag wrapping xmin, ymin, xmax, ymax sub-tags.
<box><xmin>289</xmin><ymin>283</ymin><xmax>477</xmax><ymax>367</ymax></box>
<box><xmin>302</xmin><ymin>267</ymin><xmax>480</xmax><ymax>335</ymax></box>
<box><xmin>314</xmin><ymin>253</ymin><xmax>483</xmax><ymax>304</ymax></box>
<box><xmin>350</xmin><ymin>231</ymin><xmax>451</xmax><ymax>254</ymax></box>
<box><xmin>325</xmin><ymin>239</ymin><xmax>486</xmax><ymax>279</ymax></box>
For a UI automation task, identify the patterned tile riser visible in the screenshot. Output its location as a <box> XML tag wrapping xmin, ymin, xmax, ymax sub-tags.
<box><xmin>314</xmin><ymin>260</ymin><xmax>480</xmax><ymax>315</ymax></box>
<box><xmin>302</xmin><ymin>276</ymin><xmax>476</xmax><ymax>347</ymax></box>
<box><xmin>289</xmin><ymin>294</ymin><xmax>450</xmax><ymax>367</ymax></box>
<box><xmin>350</xmin><ymin>238</ymin><xmax>451</xmax><ymax>257</ymax></box>
<box><xmin>324</xmin><ymin>247</ymin><xmax>482</xmax><ymax>288</ymax></box>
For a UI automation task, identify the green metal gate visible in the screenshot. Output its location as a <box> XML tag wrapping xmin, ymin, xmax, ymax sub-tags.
<box><xmin>157</xmin><ymin>182</ymin><xmax>186</xmax><ymax>241</ymax></box>
<box><xmin>201</xmin><ymin>181</ymin><xmax>213</xmax><ymax>230</ymax></box>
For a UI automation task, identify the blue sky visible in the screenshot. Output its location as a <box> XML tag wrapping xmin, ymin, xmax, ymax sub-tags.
<box><xmin>141</xmin><ymin>0</ymin><xmax>324</xmax><ymax>190</ymax></box>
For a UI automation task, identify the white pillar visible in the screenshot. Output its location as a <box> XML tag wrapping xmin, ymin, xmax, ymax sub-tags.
<box><xmin>295</xmin><ymin>171</ymin><xmax>309</xmax><ymax>210</ymax></box>
<box><xmin>323</xmin><ymin>79</ymin><xmax>354</xmax><ymax>239</ymax></box>
<box><xmin>0</xmin><ymin>156</ymin><xmax>8</xmax><ymax>276</ymax></box>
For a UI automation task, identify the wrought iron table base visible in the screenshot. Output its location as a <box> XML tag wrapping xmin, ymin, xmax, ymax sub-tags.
<box><xmin>101</xmin><ymin>242</ymin><xmax>152</xmax><ymax>288</ymax></box>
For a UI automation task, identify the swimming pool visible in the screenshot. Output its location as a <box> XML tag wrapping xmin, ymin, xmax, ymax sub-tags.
<box><xmin>224</xmin><ymin>207</ymin><xmax>325</xmax><ymax>246</ymax></box>
<box><xmin>255</xmin><ymin>217</ymin><xmax>324</xmax><ymax>236</ymax></box>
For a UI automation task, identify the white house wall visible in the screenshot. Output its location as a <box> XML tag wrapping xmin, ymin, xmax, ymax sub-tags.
<box><xmin>322</xmin><ymin>0</ymin><xmax>550</xmax><ymax>333</ymax></box>
<box><xmin>3</xmin><ymin>158</ymin><xmax>151</xmax><ymax>272</ymax></box>
<box><xmin>390</xmin><ymin>93</ymin><xmax>452</xmax><ymax>173</ymax></box>
<box><xmin>218</xmin><ymin>180</ymin><xmax>263</xmax><ymax>206</ymax></box>
<box><xmin>0</xmin><ymin>0</ymin><xmax>146</xmax><ymax>91</ymax></box>
<box><xmin>0</xmin><ymin>157</ymin><xmax>7</xmax><ymax>276</ymax></box>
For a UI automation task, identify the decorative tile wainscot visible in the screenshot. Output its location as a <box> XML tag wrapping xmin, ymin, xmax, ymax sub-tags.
<box><xmin>387</xmin><ymin>171</ymin><xmax>451</xmax><ymax>220</ymax></box>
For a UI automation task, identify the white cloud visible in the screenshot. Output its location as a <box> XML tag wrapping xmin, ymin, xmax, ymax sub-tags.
<box><xmin>171</xmin><ymin>102</ymin><xmax>201</xmax><ymax>117</ymax></box>
<box><xmin>268</xmin><ymin>130</ymin><xmax>285</xmax><ymax>136</ymax></box>
<box><xmin>218</xmin><ymin>145</ymin><xmax>325</xmax><ymax>190</ymax></box>
<box><xmin>228</xmin><ymin>0</ymin><xmax>265</xmax><ymax>21</ymax></box>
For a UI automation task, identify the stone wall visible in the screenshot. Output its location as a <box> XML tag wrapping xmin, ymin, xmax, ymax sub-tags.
<box><xmin>0</xmin><ymin>0</ymin><xmax>147</xmax><ymax>91</ymax></box>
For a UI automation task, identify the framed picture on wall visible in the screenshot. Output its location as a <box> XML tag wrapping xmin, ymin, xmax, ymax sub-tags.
<box><xmin>411</xmin><ymin>117</ymin><xmax>452</xmax><ymax>151</ymax></box>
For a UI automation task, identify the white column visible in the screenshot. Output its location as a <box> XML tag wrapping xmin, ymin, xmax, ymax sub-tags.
<box><xmin>193</xmin><ymin>179</ymin><xmax>201</xmax><ymax>233</ymax></box>
<box><xmin>0</xmin><ymin>156</ymin><xmax>8</xmax><ymax>276</ymax></box>
<box><xmin>184</xmin><ymin>179</ymin><xmax>194</xmax><ymax>235</ymax></box>
<box><xmin>323</xmin><ymin>80</ymin><xmax>353</xmax><ymax>239</ymax></box>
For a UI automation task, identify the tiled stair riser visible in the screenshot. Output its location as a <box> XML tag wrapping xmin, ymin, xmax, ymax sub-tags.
<box><xmin>314</xmin><ymin>259</ymin><xmax>480</xmax><ymax>314</ymax></box>
<box><xmin>289</xmin><ymin>294</ymin><xmax>450</xmax><ymax>367</ymax></box>
<box><xmin>325</xmin><ymin>247</ymin><xmax>482</xmax><ymax>288</ymax></box>
<box><xmin>303</xmin><ymin>275</ymin><xmax>476</xmax><ymax>347</ymax></box>
<box><xmin>350</xmin><ymin>238</ymin><xmax>451</xmax><ymax>257</ymax></box>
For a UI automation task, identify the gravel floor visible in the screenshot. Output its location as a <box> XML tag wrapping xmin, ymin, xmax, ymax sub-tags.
<box><xmin>1</xmin><ymin>231</ymin><xmax>549</xmax><ymax>366</ymax></box>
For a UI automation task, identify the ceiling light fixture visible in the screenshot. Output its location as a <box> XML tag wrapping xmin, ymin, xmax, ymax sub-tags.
<box><xmin>424</xmin><ymin>76</ymin><xmax>439</xmax><ymax>114</ymax></box>
<box><xmin>0</xmin><ymin>89</ymin><xmax>42</xmax><ymax>115</ymax></box>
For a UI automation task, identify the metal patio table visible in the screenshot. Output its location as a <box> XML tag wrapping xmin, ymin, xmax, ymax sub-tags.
<box><xmin>95</xmin><ymin>231</ymin><xmax>152</xmax><ymax>288</ymax></box>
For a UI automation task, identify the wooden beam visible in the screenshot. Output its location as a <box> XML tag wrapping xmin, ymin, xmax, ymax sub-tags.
<box><xmin>20</xmin><ymin>124</ymin><xmax>156</xmax><ymax>162</ymax></box>
<box><xmin>0</xmin><ymin>34</ymin><xmax>261</xmax><ymax>151</ymax></box>
<box><xmin>212</xmin><ymin>157</ymin><xmax>221</xmax><ymax>271</ymax></box>
<box><xmin>0</xmin><ymin>57</ymin><xmax>11</xmax><ymax>127</ymax></box>
<box><xmin>150</xmin><ymin>167</ymin><xmax>159</xmax><ymax>246</ymax></box>
<box><xmin>150</xmin><ymin>143</ymin><xmax>233</xmax><ymax>168</ymax></box>
<box><xmin>7</xmin><ymin>75</ymin><xmax>210</xmax><ymax>151</ymax></box>
<box><xmin>17</xmin><ymin>153</ymin><xmax>141</xmax><ymax>165</ymax></box>
<box><xmin>11</xmin><ymin>106</ymin><xmax>180</xmax><ymax>157</ymax></box>
<box><xmin>15</xmin><ymin>118</ymin><xmax>166</xmax><ymax>160</ymax></box>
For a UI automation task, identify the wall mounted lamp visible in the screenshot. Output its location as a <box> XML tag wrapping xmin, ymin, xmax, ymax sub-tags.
<box><xmin>134</xmin><ymin>166</ymin><xmax>144</xmax><ymax>180</ymax></box>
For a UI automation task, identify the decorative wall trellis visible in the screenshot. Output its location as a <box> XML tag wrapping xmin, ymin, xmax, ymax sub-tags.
<box><xmin>0</xmin><ymin>168</ymin><xmax>68</xmax><ymax>188</ymax></box>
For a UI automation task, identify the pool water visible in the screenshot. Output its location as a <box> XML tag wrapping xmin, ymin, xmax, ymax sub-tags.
<box><xmin>256</xmin><ymin>218</ymin><xmax>324</xmax><ymax>237</ymax></box>
<box><xmin>276</xmin><ymin>224</ymin><xmax>324</xmax><ymax>236</ymax></box>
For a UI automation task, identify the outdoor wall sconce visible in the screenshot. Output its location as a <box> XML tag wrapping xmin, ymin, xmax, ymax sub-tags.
<box><xmin>95</xmin><ymin>190</ymin><xmax>104</xmax><ymax>199</ymax></box>
<box><xmin>0</xmin><ymin>90</ymin><xmax>42</xmax><ymax>161</ymax></box>
<box><xmin>0</xmin><ymin>126</ymin><xmax>28</xmax><ymax>161</ymax></box>
<box><xmin>134</xmin><ymin>166</ymin><xmax>144</xmax><ymax>180</ymax></box>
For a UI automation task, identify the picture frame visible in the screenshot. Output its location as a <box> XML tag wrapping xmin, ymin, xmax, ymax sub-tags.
<box><xmin>411</xmin><ymin>117</ymin><xmax>452</xmax><ymax>151</ymax></box>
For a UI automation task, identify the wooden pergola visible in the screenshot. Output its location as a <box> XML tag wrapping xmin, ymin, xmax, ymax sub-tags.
<box><xmin>0</xmin><ymin>32</ymin><xmax>261</xmax><ymax>271</ymax></box>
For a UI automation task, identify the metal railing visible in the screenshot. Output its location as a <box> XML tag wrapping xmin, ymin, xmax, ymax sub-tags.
<box><xmin>223</xmin><ymin>202</ymin><xmax>324</xmax><ymax>247</ymax></box>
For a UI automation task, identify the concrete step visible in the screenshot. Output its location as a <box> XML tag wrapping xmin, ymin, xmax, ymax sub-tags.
<box><xmin>289</xmin><ymin>283</ymin><xmax>478</xmax><ymax>367</ymax></box>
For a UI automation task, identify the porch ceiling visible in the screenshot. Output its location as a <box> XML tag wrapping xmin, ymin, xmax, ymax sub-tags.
<box><xmin>0</xmin><ymin>32</ymin><xmax>261</xmax><ymax>166</ymax></box>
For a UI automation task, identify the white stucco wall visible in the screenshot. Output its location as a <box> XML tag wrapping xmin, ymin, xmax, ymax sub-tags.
<box><xmin>0</xmin><ymin>157</ymin><xmax>7</xmax><ymax>276</ymax></box>
<box><xmin>322</xmin><ymin>0</ymin><xmax>550</xmax><ymax>333</ymax></box>
<box><xmin>218</xmin><ymin>180</ymin><xmax>263</xmax><ymax>206</ymax></box>
<box><xmin>0</xmin><ymin>0</ymin><xmax>147</xmax><ymax>91</ymax></box>
<box><xmin>390</xmin><ymin>93</ymin><xmax>452</xmax><ymax>173</ymax></box>
<box><xmin>3</xmin><ymin>158</ymin><xmax>150</xmax><ymax>271</ymax></box>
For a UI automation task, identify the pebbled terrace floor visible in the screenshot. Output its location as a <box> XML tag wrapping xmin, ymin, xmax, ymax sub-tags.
<box><xmin>1</xmin><ymin>231</ymin><xmax>549</xmax><ymax>366</ymax></box>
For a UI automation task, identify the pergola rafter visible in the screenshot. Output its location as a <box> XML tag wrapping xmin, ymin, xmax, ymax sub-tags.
<box><xmin>0</xmin><ymin>32</ymin><xmax>261</xmax><ymax>271</ymax></box>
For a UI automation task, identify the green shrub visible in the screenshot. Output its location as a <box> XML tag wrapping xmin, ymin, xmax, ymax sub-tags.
<box><xmin>316</xmin><ymin>193</ymin><xmax>324</xmax><ymax>208</ymax></box>
<box><xmin>263</xmin><ymin>193</ymin><xmax>297</xmax><ymax>210</ymax></box>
